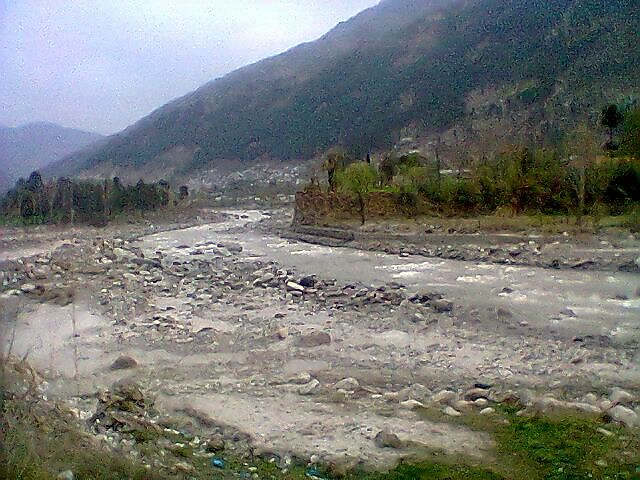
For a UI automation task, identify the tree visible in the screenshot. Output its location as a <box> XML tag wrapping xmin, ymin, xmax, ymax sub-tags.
<box><xmin>618</xmin><ymin>107</ymin><xmax>640</xmax><ymax>158</ymax></box>
<box><xmin>564</xmin><ymin>125</ymin><xmax>599</xmax><ymax>223</ymax></box>
<box><xmin>336</xmin><ymin>162</ymin><xmax>378</xmax><ymax>225</ymax></box>
<box><xmin>601</xmin><ymin>104</ymin><xmax>624</xmax><ymax>147</ymax></box>
<box><xmin>322</xmin><ymin>147</ymin><xmax>349</xmax><ymax>192</ymax></box>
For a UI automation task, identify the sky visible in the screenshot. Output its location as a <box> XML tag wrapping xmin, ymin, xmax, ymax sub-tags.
<box><xmin>0</xmin><ymin>0</ymin><xmax>379</xmax><ymax>135</ymax></box>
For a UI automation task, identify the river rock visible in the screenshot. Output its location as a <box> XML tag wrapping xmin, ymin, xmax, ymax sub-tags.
<box><xmin>334</xmin><ymin>378</ymin><xmax>359</xmax><ymax>390</ymax></box>
<box><xmin>400</xmin><ymin>399</ymin><xmax>424</xmax><ymax>410</ymax></box>
<box><xmin>298</xmin><ymin>379</ymin><xmax>320</xmax><ymax>395</ymax></box>
<box><xmin>432</xmin><ymin>299</ymin><xmax>453</xmax><ymax>313</ymax></box>
<box><xmin>443</xmin><ymin>406</ymin><xmax>462</xmax><ymax>417</ymax></box>
<box><xmin>286</xmin><ymin>281</ymin><xmax>305</xmax><ymax>292</ymax></box>
<box><xmin>431</xmin><ymin>390</ymin><xmax>457</xmax><ymax>405</ymax></box>
<box><xmin>274</xmin><ymin>327</ymin><xmax>289</xmax><ymax>340</ymax></box>
<box><xmin>298</xmin><ymin>276</ymin><xmax>317</xmax><ymax>288</ymax></box>
<box><xmin>610</xmin><ymin>388</ymin><xmax>634</xmax><ymax>406</ymax></box>
<box><xmin>206</xmin><ymin>434</ymin><xmax>225</xmax><ymax>452</ymax></box>
<box><xmin>374</xmin><ymin>430</ymin><xmax>403</xmax><ymax>449</ymax></box>
<box><xmin>110</xmin><ymin>355</ymin><xmax>138</xmax><ymax>370</ymax></box>
<box><xmin>295</xmin><ymin>331</ymin><xmax>331</xmax><ymax>347</ymax></box>
<box><xmin>479</xmin><ymin>407</ymin><xmax>495</xmax><ymax>415</ymax></box>
<box><xmin>608</xmin><ymin>405</ymin><xmax>638</xmax><ymax>428</ymax></box>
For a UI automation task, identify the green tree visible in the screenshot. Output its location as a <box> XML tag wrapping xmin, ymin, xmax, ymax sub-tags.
<box><xmin>336</xmin><ymin>162</ymin><xmax>378</xmax><ymax>225</ymax></box>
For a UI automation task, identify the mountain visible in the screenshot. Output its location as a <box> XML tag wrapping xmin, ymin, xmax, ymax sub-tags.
<box><xmin>0</xmin><ymin>122</ymin><xmax>103</xmax><ymax>191</ymax></box>
<box><xmin>50</xmin><ymin>0</ymin><xmax>640</xmax><ymax>183</ymax></box>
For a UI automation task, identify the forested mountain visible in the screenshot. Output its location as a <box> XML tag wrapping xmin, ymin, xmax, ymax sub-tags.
<box><xmin>50</xmin><ymin>0</ymin><xmax>640</xmax><ymax>182</ymax></box>
<box><xmin>0</xmin><ymin>122</ymin><xmax>102</xmax><ymax>191</ymax></box>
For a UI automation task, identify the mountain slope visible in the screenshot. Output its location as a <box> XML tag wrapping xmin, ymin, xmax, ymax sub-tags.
<box><xmin>52</xmin><ymin>0</ymin><xmax>640</xmax><ymax>182</ymax></box>
<box><xmin>1</xmin><ymin>122</ymin><xmax>103</xmax><ymax>190</ymax></box>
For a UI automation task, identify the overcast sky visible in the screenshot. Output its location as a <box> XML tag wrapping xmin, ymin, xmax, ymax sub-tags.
<box><xmin>0</xmin><ymin>0</ymin><xmax>379</xmax><ymax>135</ymax></box>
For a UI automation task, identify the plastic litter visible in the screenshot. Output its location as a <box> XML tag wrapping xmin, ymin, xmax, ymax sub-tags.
<box><xmin>305</xmin><ymin>467</ymin><xmax>327</xmax><ymax>479</ymax></box>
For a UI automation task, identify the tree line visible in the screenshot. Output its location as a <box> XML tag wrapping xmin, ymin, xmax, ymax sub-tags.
<box><xmin>318</xmin><ymin>104</ymin><xmax>640</xmax><ymax>224</ymax></box>
<box><xmin>0</xmin><ymin>173</ymin><xmax>189</xmax><ymax>225</ymax></box>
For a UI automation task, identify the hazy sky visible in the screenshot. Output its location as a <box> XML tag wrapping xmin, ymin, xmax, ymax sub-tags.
<box><xmin>0</xmin><ymin>0</ymin><xmax>379</xmax><ymax>135</ymax></box>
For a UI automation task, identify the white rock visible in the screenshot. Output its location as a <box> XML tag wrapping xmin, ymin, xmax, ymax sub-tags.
<box><xmin>286</xmin><ymin>281</ymin><xmax>305</xmax><ymax>292</ymax></box>
<box><xmin>443</xmin><ymin>406</ymin><xmax>462</xmax><ymax>417</ymax></box>
<box><xmin>400</xmin><ymin>399</ymin><xmax>424</xmax><ymax>410</ymax></box>
<box><xmin>474</xmin><ymin>398</ymin><xmax>489</xmax><ymax>408</ymax></box>
<box><xmin>609</xmin><ymin>405</ymin><xmax>638</xmax><ymax>428</ymax></box>
<box><xmin>431</xmin><ymin>390</ymin><xmax>457</xmax><ymax>405</ymax></box>
<box><xmin>479</xmin><ymin>407</ymin><xmax>495</xmax><ymax>415</ymax></box>
<box><xmin>610</xmin><ymin>388</ymin><xmax>634</xmax><ymax>406</ymax></box>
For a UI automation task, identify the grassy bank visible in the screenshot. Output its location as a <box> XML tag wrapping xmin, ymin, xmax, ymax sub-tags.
<box><xmin>3</xmin><ymin>387</ymin><xmax>638</xmax><ymax>480</ymax></box>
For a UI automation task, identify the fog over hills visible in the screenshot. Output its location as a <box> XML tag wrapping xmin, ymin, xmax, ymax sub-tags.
<box><xmin>0</xmin><ymin>122</ymin><xmax>103</xmax><ymax>191</ymax></box>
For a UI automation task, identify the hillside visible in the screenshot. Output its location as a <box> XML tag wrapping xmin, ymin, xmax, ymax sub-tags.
<box><xmin>50</xmin><ymin>0</ymin><xmax>640</xmax><ymax>183</ymax></box>
<box><xmin>0</xmin><ymin>122</ymin><xmax>103</xmax><ymax>191</ymax></box>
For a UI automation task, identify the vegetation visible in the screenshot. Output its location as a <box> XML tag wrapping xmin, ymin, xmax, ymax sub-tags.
<box><xmin>4</xmin><ymin>382</ymin><xmax>638</xmax><ymax>480</ymax></box>
<box><xmin>318</xmin><ymin>106</ymin><xmax>640</xmax><ymax>224</ymax></box>
<box><xmin>335</xmin><ymin>162</ymin><xmax>378</xmax><ymax>224</ymax></box>
<box><xmin>0</xmin><ymin>173</ymin><xmax>187</xmax><ymax>225</ymax></box>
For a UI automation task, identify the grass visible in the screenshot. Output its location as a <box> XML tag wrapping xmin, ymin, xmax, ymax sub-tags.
<box><xmin>4</xmin><ymin>395</ymin><xmax>639</xmax><ymax>480</ymax></box>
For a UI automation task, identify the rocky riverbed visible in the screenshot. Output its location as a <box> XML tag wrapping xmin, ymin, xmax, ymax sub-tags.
<box><xmin>1</xmin><ymin>209</ymin><xmax>639</xmax><ymax>476</ymax></box>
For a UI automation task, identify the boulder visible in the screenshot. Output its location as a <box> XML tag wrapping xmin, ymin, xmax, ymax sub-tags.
<box><xmin>374</xmin><ymin>430</ymin><xmax>403</xmax><ymax>449</ymax></box>
<box><xmin>110</xmin><ymin>355</ymin><xmax>138</xmax><ymax>370</ymax></box>
<box><xmin>334</xmin><ymin>378</ymin><xmax>359</xmax><ymax>390</ymax></box>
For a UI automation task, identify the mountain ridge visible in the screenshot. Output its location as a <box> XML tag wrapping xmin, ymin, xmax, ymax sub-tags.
<box><xmin>49</xmin><ymin>0</ymin><xmax>640</xmax><ymax>184</ymax></box>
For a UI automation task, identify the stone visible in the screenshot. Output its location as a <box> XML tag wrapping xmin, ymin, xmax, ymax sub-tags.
<box><xmin>599</xmin><ymin>399</ymin><xmax>614</xmax><ymax>411</ymax></box>
<box><xmin>479</xmin><ymin>407</ymin><xmax>495</xmax><ymax>415</ymax></box>
<box><xmin>431</xmin><ymin>390</ymin><xmax>457</xmax><ymax>405</ymax></box>
<box><xmin>610</xmin><ymin>388</ymin><xmax>634</xmax><ymax>406</ymax></box>
<box><xmin>334</xmin><ymin>378</ymin><xmax>359</xmax><ymax>390</ymax></box>
<box><xmin>400</xmin><ymin>399</ymin><xmax>424</xmax><ymax>410</ymax></box>
<box><xmin>286</xmin><ymin>281</ymin><xmax>305</xmax><ymax>292</ymax></box>
<box><xmin>287</xmin><ymin>372</ymin><xmax>312</xmax><ymax>385</ymax></box>
<box><xmin>57</xmin><ymin>470</ymin><xmax>74</xmax><ymax>480</ymax></box>
<box><xmin>274</xmin><ymin>327</ymin><xmax>289</xmax><ymax>340</ymax></box>
<box><xmin>609</xmin><ymin>405</ymin><xmax>638</xmax><ymax>428</ymax></box>
<box><xmin>20</xmin><ymin>283</ymin><xmax>37</xmax><ymax>293</ymax></box>
<box><xmin>566</xmin><ymin>402</ymin><xmax>601</xmax><ymax>414</ymax></box>
<box><xmin>533</xmin><ymin>396</ymin><xmax>564</xmax><ymax>413</ymax></box>
<box><xmin>298</xmin><ymin>379</ymin><xmax>320</xmax><ymax>395</ymax></box>
<box><xmin>474</xmin><ymin>398</ymin><xmax>489</xmax><ymax>408</ymax></box>
<box><xmin>295</xmin><ymin>331</ymin><xmax>331</xmax><ymax>347</ymax></box>
<box><xmin>206</xmin><ymin>434</ymin><xmax>225</xmax><ymax>452</ymax></box>
<box><xmin>464</xmin><ymin>388</ymin><xmax>489</xmax><ymax>401</ymax></box>
<box><xmin>110</xmin><ymin>355</ymin><xmax>138</xmax><ymax>370</ymax></box>
<box><xmin>374</xmin><ymin>430</ymin><xmax>403</xmax><ymax>449</ymax></box>
<box><xmin>582</xmin><ymin>393</ymin><xmax>598</xmax><ymax>405</ymax></box>
<box><xmin>432</xmin><ymin>299</ymin><xmax>453</xmax><ymax>313</ymax></box>
<box><xmin>443</xmin><ymin>406</ymin><xmax>462</xmax><ymax>417</ymax></box>
<box><xmin>298</xmin><ymin>276</ymin><xmax>317</xmax><ymax>288</ymax></box>
<box><xmin>174</xmin><ymin>462</ymin><xmax>196</xmax><ymax>473</ymax></box>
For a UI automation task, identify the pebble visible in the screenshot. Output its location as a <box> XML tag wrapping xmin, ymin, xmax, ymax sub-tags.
<box><xmin>431</xmin><ymin>390</ymin><xmax>457</xmax><ymax>405</ymax></box>
<box><xmin>479</xmin><ymin>407</ymin><xmax>495</xmax><ymax>415</ymax></box>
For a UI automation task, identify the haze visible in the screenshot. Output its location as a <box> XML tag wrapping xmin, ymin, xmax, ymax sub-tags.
<box><xmin>0</xmin><ymin>0</ymin><xmax>379</xmax><ymax>135</ymax></box>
